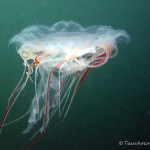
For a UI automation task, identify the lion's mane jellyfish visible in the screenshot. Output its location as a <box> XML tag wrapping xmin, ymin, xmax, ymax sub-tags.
<box><xmin>0</xmin><ymin>21</ymin><xmax>129</xmax><ymax>144</ymax></box>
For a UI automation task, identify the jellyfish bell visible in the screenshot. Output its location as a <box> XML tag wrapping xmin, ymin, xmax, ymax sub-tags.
<box><xmin>0</xmin><ymin>21</ymin><xmax>129</xmax><ymax>147</ymax></box>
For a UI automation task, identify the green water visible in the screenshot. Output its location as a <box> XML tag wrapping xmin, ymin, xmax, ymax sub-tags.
<box><xmin>0</xmin><ymin>0</ymin><xmax>149</xmax><ymax>150</ymax></box>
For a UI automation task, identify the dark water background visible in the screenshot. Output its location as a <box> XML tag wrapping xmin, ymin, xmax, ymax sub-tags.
<box><xmin>0</xmin><ymin>0</ymin><xmax>149</xmax><ymax>150</ymax></box>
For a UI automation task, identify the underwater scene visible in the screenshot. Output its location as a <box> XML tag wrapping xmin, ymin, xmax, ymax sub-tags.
<box><xmin>0</xmin><ymin>0</ymin><xmax>149</xmax><ymax>150</ymax></box>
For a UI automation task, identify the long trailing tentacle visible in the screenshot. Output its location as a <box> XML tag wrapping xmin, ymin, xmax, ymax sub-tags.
<box><xmin>64</xmin><ymin>67</ymin><xmax>91</xmax><ymax>118</ymax></box>
<box><xmin>0</xmin><ymin>58</ymin><xmax>40</xmax><ymax>134</ymax></box>
<box><xmin>0</xmin><ymin>64</ymin><xmax>27</xmax><ymax>133</ymax></box>
<box><xmin>64</xmin><ymin>49</ymin><xmax>111</xmax><ymax>118</ymax></box>
<box><xmin>27</xmin><ymin>61</ymin><xmax>64</xmax><ymax>150</ymax></box>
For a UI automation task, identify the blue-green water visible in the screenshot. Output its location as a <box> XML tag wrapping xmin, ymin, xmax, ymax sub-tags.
<box><xmin>0</xmin><ymin>0</ymin><xmax>149</xmax><ymax>150</ymax></box>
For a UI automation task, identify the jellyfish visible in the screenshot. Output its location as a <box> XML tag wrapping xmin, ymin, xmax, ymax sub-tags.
<box><xmin>0</xmin><ymin>21</ymin><xmax>129</xmax><ymax>143</ymax></box>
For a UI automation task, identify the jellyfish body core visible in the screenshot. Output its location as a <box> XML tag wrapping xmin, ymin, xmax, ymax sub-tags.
<box><xmin>0</xmin><ymin>21</ymin><xmax>129</xmax><ymax>144</ymax></box>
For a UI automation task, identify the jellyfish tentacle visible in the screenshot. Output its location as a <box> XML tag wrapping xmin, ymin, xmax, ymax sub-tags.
<box><xmin>64</xmin><ymin>67</ymin><xmax>91</xmax><ymax>118</ymax></box>
<box><xmin>28</xmin><ymin>61</ymin><xmax>64</xmax><ymax>149</ymax></box>
<box><xmin>0</xmin><ymin>65</ymin><xmax>27</xmax><ymax>133</ymax></box>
